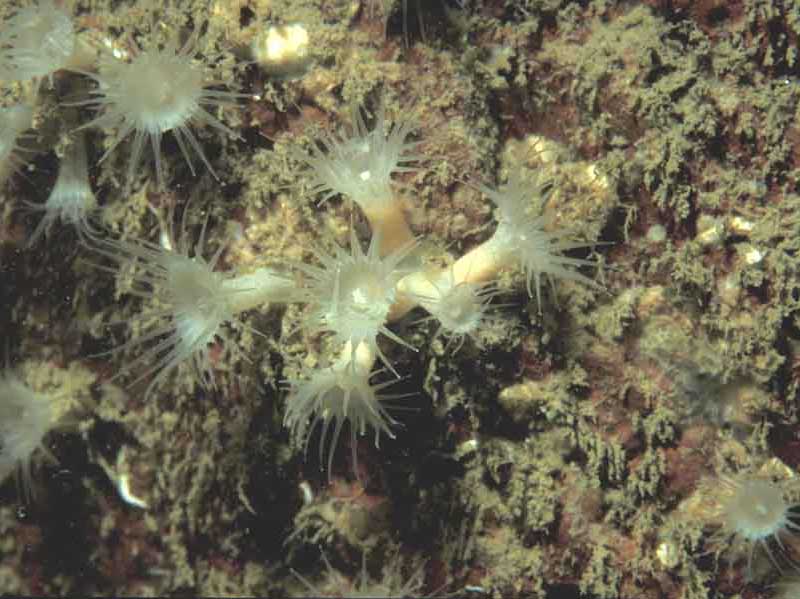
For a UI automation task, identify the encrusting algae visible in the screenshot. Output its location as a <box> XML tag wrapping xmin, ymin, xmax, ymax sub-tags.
<box><xmin>1</xmin><ymin>1</ymin><xmax>800</xmax><ymax>598</ymax></box>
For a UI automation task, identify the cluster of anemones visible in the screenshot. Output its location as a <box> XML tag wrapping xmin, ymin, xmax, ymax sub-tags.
<box><xmin>0</xmin><ymin>1</ymin><xmax>606</xmax><ymax>493</ymax></box>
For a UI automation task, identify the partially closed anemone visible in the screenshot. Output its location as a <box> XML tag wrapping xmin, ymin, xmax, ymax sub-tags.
<box><xmin>283</xmin><ymin>357</ymin><xmax>401</xmax><ymax>479</ymax></box>
<box><xmin>25</xmin><ymin>132</ymin><xmax>99</xmax><ymax>244</ymax></box>
<box><xmin>412</xmin><ymin>267</ymin><xmax>503</xmax><ymax>352</ymax></box>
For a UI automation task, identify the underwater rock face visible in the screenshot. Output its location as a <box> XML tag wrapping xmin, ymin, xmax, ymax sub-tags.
<box><xmin>0</xmin><ymin>1</ymin><xmax>799</xmax><ymax>598</ymax></box>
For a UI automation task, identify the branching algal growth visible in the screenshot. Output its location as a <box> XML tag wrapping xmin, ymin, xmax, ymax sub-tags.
<box><xmin>74</xmin><ymin>35</ymin><xmax>243</xmax><ymax>188</ymax></box>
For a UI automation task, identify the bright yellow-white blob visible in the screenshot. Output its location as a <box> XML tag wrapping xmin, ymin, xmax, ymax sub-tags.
<box><xmin>251</xmin><ymin>24</ymin><xmax>310</xmax><ymax>78</ymax></box>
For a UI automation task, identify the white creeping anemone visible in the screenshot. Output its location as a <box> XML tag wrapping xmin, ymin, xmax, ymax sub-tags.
<box><xmin>0</xmin><ymin>0</ymin><xmax>75</xmax><ymax>83</ymax></box>
<box><xmin>294</xmin><ymin>230</ymin><xmax>417</xmax><ymax>375</ymax></box>
<box><xmin>91</xmin><ymin>207</ymin><xmax>294</xmax><ymax>399</ymax></box>
<box><xmin>478</xmin><ymin>169</ymin><xmax>603</xmax><ymax>312</ymax></box>
<box><xmin>0</xmin><ymin>371</ymin><xmax>57</xmax><ymax>501</ymax></box>
<box><xmin>75</xmin><ymin>36</ymin><xmax>243</xmax><ymax>188</ymax></box>
<box><xmin>710</xmin><ymin>474</ymin><xmax>800</xmax><ymax>577</ymax></box>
